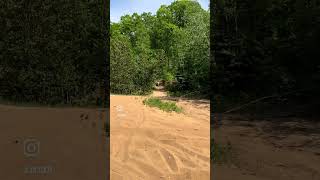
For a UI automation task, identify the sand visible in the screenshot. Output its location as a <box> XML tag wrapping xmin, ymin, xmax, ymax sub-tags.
<box><xmin>0</xmin><ymin>89</ymin><xmax>210</xmax><ymax>180</ymax></box>
<box><xmin>0</xmin><ymin>105</ymin><xmax>108</xmax><ymax>180</ymax></box>
<box><xmin>110</xmin><ymin>91</ymin><xmax>210</xmax><ymax>180</ymax></box>
<box><xmin>213</xmin><ymin>117</ymin><xmax>320</xmax><ymax>180</ymax></box>
<box><xmin>2</xmin><ymin>91</ymin><xmax>319</xmax><ymax>180</ymax></box>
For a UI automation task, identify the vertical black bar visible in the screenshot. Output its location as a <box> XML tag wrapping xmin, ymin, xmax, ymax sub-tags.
<box><xmin>103</xmin><ymin>0</ymin><xmax>110</xmax><ymax>178</ymax></box>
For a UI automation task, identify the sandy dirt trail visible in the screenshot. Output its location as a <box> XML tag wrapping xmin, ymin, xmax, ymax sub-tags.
<box><xmin>213</xmin><ymin>117</ymin><xmax>320</xmax><ymax>180</ymax></box>
<box><xmin>110</xmin><ymin>90</ymin><xmax>210</xmax><ymax>180</ymax></box>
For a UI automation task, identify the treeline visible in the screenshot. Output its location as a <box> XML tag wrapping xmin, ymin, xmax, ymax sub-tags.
<box><xmin>111</xmin><ymin>0</ymin><xmax>210</xmax><ymax>95</ymax></box>
<box><xmin>0</xmin><ymin>0</ymin><xmax>109</xmax><ymax>106</ymax></box>
<box><xmin>211</xmin><ymin>0</ymin><xmax>320</xmax><ymax>116</ymax></box>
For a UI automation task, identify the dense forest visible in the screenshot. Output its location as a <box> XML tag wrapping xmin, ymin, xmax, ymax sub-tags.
<box><xmin>0</xmin><ymin>0</ymin><xmax>109</xmax><ymax>107</ymax></box>
<box><xmin>1</xmin><ymin>0</ymin><xmax>319</xmax><ymax>112</ymax></box>
<box><xmin>111</xmin><ymin>0</ymin><xmax>210</xmax><ymax>96</ymax></box>
<box><xmin>211</xmin><ymin>0</ymin><xmax>320</xmax><ymax>163</ymax></box>
<box><xmin>211</xmin><ymin>0</ymin><xmax>320</xmax><ymax>118</ymax></box>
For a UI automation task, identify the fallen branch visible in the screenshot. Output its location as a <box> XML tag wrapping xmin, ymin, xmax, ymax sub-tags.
<box><xmin>222</xmin><ymin>95</ymin><xmax>277</xmax><ymax>114</ymax></box>
<box><xmin>222</xmin><ymin>88</ymin><xmax>309</xmax><ymax>114</ymax></box>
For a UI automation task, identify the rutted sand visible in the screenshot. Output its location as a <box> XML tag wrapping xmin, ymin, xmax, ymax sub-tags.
<box><xmin>110</xmin><ymin>91</ymin><xmax>210</xmax><ymax>180</ymax></box>
<box><xmin>213</xmin><ymin>117</ymin><xmax>320</xmax><ymax>180</ymax></box>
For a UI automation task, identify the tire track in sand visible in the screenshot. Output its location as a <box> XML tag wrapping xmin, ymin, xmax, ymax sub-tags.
<box><xmin>111</xmin><ymin>92</ymin><xmax>210</xmax><ymax>179</ymax></box>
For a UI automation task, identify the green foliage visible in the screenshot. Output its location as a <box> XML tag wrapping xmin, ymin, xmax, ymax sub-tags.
<box><xmin>0</xmin><ymin>0</ymin><xmax>109</xmax><ymax>106</ymax></box>
<box><xmin>143</xmin><ymin>97</ymin><xmax>182</xmax><ymax>113</ymax></box>
<box><xmin>110</xmin><ymin>35</ymin><xmax>136</xmax><ymax>94</ymax></box>
<box><xmin>211</xmin><ymin>0</ymin><xmax>320</xmax><ymax>98</ymax></box>
<box><xmin>111</xmin><ymin>11</ymin><xmax>161</xmax><ymax>95</ymax></box>
<box><xmin>111</xmin><ymin>0</ymin><xmax>210</xmax><ymax>95</ymax></box>
<box><xmin>180</xmin><ymin>9</ymin><xmax>210</xmax><ymax>91</ymax></box>
<box><xmin>163</xmin><ymin>71</ymin><xmax>175</xmax><ymax>83</ymax></box>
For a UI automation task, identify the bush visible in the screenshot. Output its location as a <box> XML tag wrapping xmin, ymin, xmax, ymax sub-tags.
<box><xmin>163</xmin><ymin>71</ymin><xmax>175</xmax><ymax>84</ymax></box>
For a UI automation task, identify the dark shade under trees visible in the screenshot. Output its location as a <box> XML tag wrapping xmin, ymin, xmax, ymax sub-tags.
<box><xmin>211</xmin><ymin>0</ymin><xmax>320</xmax><ymax>118</ymax></box>
<box><xmin>0</xmin><ymin>0</ymin><xmax>109</xmax><ymax>107</ymax></box>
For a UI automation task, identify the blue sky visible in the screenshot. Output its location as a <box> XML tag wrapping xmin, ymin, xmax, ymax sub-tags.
<box><xmin>111</xmin><ymin>0</ymin><xmax>210</xmax><ymax>23</ymax></box>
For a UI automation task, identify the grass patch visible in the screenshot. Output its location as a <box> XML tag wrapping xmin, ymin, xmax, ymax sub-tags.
<box><xmin>143</xmin><ymin>97</ymin><xmax>182</xmax><ymax>113</ymax></box>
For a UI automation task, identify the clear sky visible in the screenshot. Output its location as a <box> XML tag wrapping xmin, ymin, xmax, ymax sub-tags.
<box><xmin>111</xmin><ymin>0</ymin><xmax>210</xmax><ymax>23</ymax></box>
